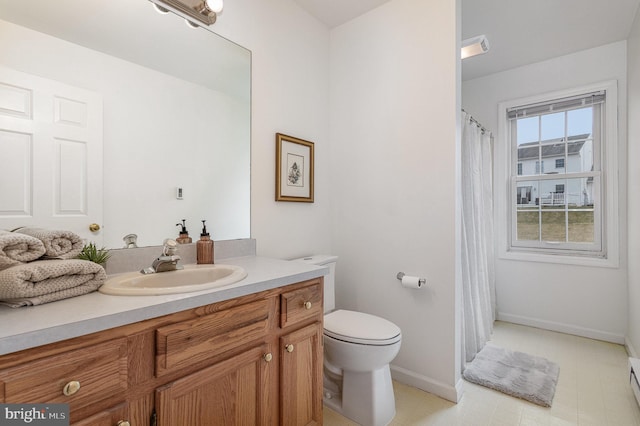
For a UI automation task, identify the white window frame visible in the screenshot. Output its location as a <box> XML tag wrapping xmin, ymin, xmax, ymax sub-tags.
<box><xmin>496</xmin><ymin>81</ymin><xmax>619</xmax><ymax>267</ymax></box>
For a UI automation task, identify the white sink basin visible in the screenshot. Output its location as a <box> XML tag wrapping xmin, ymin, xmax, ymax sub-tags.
<box><xmin>99</xmin><ymin>264</ymin><xmax>247</xmax><ymax>296</ymax></box>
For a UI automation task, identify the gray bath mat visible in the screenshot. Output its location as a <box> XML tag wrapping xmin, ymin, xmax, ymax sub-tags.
<box><xmin>463</xmin><ymin>343</ymin><xmax>560</xmax><ymax>407</ymax></box>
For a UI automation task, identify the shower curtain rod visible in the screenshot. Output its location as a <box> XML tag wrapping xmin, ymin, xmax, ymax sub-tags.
<box><xmin>461</xmin><ymin>109</ymin><xmax>490</xmax><ymax>135</ymax></box>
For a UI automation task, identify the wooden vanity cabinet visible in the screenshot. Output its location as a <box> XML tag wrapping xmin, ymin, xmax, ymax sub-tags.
<box><xmin>0</xmin><ymin>278</ymin><xmax>323</xmax><ymax>426</ymax></box>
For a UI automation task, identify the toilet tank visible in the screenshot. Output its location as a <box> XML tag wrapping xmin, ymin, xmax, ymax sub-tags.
<box><xmin>291</xmin><ymin>255</ymin><xmax>338</xmax><ymax>313</ymax></box>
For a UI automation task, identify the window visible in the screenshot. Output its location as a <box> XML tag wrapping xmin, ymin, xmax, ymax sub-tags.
<box><xmin>510</xmin><ymin>93</ymin><xmax>601</xmax><ymax>253</ymax></box>
<box><xmin>498</xmin><ymin>82</ymin><xmax>619</xmax><ymax>262</ymax></box>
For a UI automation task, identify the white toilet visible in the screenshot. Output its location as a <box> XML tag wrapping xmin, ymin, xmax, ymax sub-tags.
<box><xmin>293</xmin><ymin>255</ymin><xmax>402</xmax><ymax>426</ymax></box>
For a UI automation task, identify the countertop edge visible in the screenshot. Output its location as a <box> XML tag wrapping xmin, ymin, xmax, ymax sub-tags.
<box><xmin>0</xmin><ymin>256</ymin><xmax>328</xmax><ymax>355</ymax></box>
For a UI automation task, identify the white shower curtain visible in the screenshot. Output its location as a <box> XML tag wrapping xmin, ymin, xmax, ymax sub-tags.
<box><xmin>461</xmin><ymin>111</ymin><xmax>496</xmax><ymax>363</ymax></box>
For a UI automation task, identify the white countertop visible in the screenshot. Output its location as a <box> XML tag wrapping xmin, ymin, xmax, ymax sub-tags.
<box><xmin>0</xmin><ymin>256</ymin><xmax>328</xmax><ymax>355</ymax></box>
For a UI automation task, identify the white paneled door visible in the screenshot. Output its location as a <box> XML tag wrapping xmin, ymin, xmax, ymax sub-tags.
<box><xmin>0</xmin><ymin>65</ymin><xmax>103</xmax><ymax>245</ymax></box>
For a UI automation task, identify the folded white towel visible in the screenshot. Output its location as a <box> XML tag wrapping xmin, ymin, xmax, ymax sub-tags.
<box><xmin>0</xmin><ymin>259</ymin><xmax>106</xmax><ymax>307</ymax></box>
<box><xmin>14</xmin><ymin>227</ymin><xmax>83</xmax><ymax>259</ymax></box>
<box><xmin>0</xmin><ymin>230</ymin><xmax>46</xmax><ymax>271</ymax></box>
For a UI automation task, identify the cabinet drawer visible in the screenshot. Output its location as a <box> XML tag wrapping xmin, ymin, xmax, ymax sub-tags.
<box><xmin>156</xmin><ymin>298</ymin><xmax>272</xmax><ymax>376</ymax></box>
<box><xmin>72</xmin><ymin>402</ymin><xmax>128</xmax><ymax>426</ymax></box>
<box><xmin>280</xmin><ymin>281</ymin><xmax>323</xmax><ymax>328</ymax></box>
<box><xmin>0</xmin><ymin>338</ymin><xmax>127</xmax><ymax>418</ymax></box>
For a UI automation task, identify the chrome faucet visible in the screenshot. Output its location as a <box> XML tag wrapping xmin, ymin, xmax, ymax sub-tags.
<box><xmin>140</xmin><ymin>239</ymin><xmax>184</xmax><ymax>274</ymax></box>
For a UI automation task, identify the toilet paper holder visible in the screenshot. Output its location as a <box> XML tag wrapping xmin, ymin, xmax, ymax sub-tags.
<box><xmin>396</xmin><ymin>272</ymin><xmax>426</xmax><ymax>286</ymax></box>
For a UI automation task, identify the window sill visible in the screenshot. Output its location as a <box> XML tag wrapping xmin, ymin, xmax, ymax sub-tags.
<box><xmin>499</xmin><ymin>249</ymin><xmax>619</xmax><ymax>268</ymax></box>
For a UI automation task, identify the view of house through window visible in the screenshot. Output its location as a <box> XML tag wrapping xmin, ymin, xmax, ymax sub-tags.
<box><xmin>509</xmin><ymin>92</ymin><xmax>604</xmax><ymax>254</ymax></box>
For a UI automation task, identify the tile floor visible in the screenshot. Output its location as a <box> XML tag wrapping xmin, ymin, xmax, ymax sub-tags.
<box><xmin>323</xmin><ymin>321</ymin><xmax>640</xmax><ymax>425</ymax></box>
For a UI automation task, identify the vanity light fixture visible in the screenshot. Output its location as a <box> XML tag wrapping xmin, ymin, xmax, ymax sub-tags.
<box><xmin>149</xmin><ymin>0</ymin><xmax>223</xmax><ymax>26</ymax></box>
<box><xmin>461</xmin><ymin>35</ymin><xmax>490</xmax><ymax>59</ymax></box>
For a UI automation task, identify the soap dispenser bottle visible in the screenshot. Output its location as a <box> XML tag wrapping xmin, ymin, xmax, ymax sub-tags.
<box><xmin>175</xmin><ymin>219</ymin><xmax>192</xmax><ymax>244</ymax></box>
<box><xmin>197</xmin><ymin>220</ymin><xmax>214</xmax><ymax>264</ymax></box>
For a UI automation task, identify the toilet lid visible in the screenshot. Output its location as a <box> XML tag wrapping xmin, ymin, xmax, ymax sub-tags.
<box><xmin>324</xmin><ymin>310</ymin><xmax>401</xmax><ymax>345</ymax></box>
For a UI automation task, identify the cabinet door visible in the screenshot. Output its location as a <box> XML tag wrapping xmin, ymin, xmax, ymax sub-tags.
<box><xmin>155</xmin><ymin>344</ymin><xmax>273</xmax><ymax>426</ymax></box>
<box><xmin>280</xmin><ymin>322</ymin><xmax>323</xmax><ymax>426</ymax></box>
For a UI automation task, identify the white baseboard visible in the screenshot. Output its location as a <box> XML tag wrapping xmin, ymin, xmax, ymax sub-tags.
<box><xmin>497</xmin><ymin>312</ymin><xmax>625</xmax><ymax>344</ymax></box>
<box><xmin>390</xmin><ymin>364</ymin><xmax>462</xmax><ymax>403</ymax></box>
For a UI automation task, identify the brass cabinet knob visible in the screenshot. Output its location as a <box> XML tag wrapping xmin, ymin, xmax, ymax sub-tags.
<box><xmin>304</xmin><ymin>301</ymin><xmax>312</xmax><ymax>310</ymax></box>
<box><xmin>62</xmin><ymin>380</ymin><xmax>81</xmax><ymax>396</ymax></box>
<box><xmin>285</xmin><ymin>344</ymin><xmax>294</xmax><ymax>353</ymax></box>
<box><xmin>117</xmin><ymin>421</ymin><xmax>131</xmax><ymax>426</ymax></box>
<box><xmin>263</xmin><ymin>353</ymin><xmax>273</xmax><ymax>362</ymax></box>
<box><xmin>89</xmin><ymin>223</ymin><xmax>101</xmax><ymax>232</ymax></box>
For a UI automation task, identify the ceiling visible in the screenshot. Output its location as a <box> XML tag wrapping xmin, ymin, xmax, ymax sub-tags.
<box><xmin>461</xmin><ymin>0</ymin><xmax>640</xmax><ymax>80</ymax></box>
<box><xmin>294</xmin><ymin>0</ymin><xmax>390</xmax><ymax>28</ymax></box>
<box><xmin>294</xmin><ymin>0</ymin><xmax>640</xmax><ymax>81</ymax></box>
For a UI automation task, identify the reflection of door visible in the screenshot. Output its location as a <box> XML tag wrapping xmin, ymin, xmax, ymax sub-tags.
<box><xmin>0</xmin><ymin>66</ymin><xmax>103</xmax><ymax>245</ymax></box>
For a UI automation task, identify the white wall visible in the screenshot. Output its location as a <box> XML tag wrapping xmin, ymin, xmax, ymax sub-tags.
<box><xmin>627</xmin><ymin>8</ymin><xmax>640</xmax><ymax>356</ymax></box>
<box><xmin>211</xmin><ymin>0</ymin><xmax>333</xmax><ymax>259</ymax></box>
<box><xmin>462</xmin><ymin>41</ymin><xmax>628</xmax><ymax>343</ymax></box>
<box><xmin>329</xmin><ymin>0</ymin><xmax>462</xmax><ymax>401</ymax></box>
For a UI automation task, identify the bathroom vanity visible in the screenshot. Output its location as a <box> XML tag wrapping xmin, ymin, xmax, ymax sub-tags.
<box><xmin>0</xmin><ymin>255</ymin><xmax>326</xmax><ymax>425</ymax></box>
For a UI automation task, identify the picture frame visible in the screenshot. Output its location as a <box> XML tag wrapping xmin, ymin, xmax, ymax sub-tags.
<box><xmin>275</xmin><ymin>133</ymin><xmax>314</xmax><ymax>202</ymax></box>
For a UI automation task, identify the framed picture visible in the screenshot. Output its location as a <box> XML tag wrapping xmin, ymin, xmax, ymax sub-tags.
<box><xmin>276</xmin><ymin>133</ymin><xmax>314</xmax><ymax>202</ymax></box>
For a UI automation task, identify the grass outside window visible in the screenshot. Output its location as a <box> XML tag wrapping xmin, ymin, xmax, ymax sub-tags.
<box><xmin>516</xmin><ymin>206</ymin><xmax>594</xmax><ymax>243</ymax></box>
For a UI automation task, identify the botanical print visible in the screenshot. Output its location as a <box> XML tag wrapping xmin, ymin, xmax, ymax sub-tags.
<box><xmin>287</xmin><ymin>153</ymin><xmax>304</xmax><ymax>187</ymax></box>
<box><xmin>276</xmin><ymin>132</ymin><xmax>313</xmax><ymax>202</ymax></box>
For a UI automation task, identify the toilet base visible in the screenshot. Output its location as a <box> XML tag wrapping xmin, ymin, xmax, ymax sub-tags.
<box><xmin>323</xmin><ymin>364</ymin><xmax>396</xmax><ymax>426</ymax></box>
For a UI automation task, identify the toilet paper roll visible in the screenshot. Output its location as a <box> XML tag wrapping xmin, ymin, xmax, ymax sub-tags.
<box><xmin>401</xmin><ymin>275</ymin><xmax>423</xmax><ymax>289</ymax></box>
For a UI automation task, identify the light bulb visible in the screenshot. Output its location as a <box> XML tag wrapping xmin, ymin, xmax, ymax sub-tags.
<box><xmin>185</xmin><ymin>19</ymin><xmax>199</xmax><ymax>28</ymax></box>
<box><xmin>152</xmin><ymin>2</ymin><xmax>169</xmax><ymax>14</ymax></box>
<box><xmin>206</xmin><ymin>0</ymin><xmax>223</xmax><ymax>13</ymax></box>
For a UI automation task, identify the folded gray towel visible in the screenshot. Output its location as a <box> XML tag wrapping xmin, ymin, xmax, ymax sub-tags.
<box><xmin>0</xmin><ymin>259</ymin><xmax>106</xmax><ymax>307</ymax></box>
<box><xmin>14</xmin><ymin>227</ymin><xmax>84</xmax><ymax>259</ymax></box>
<box><xmin>0</xmin><ymin>230</ymin><xmax>46</xmax><ymax>271</ymax></box>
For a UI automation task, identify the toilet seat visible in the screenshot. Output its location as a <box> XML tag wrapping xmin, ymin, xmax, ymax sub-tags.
<box><xmin>324</xmin><ymin>309</ymin><xmax>401</xmax><ymax>345</ymax></box>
